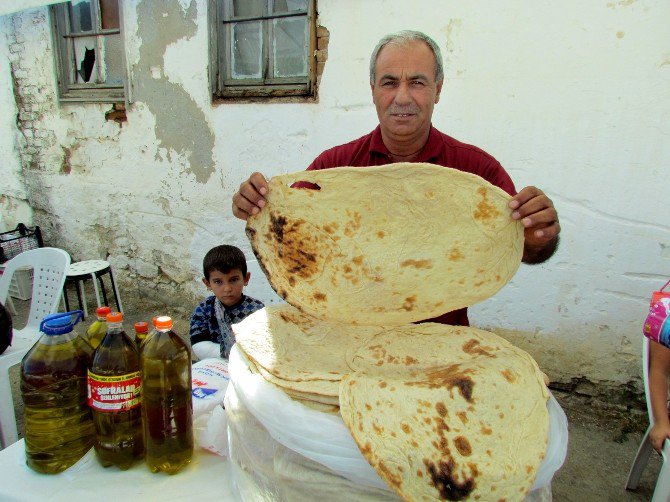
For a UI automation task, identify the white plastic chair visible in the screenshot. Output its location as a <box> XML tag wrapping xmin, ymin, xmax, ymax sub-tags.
<box><xmin>244</xmin><ymin>259</ymin><xmax>285</xmax><ymax>306</ymax></box>
<box><xmin>0</xmin><ymin>247</ymin><xmax>71</xmax><ymax>449</ymax></box>
<box><xmin>625</xmin><ymin>336</ymin><xmax>670</xmax><ymax>501</ymax></box>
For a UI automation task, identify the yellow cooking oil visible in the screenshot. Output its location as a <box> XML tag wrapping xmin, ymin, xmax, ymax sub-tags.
<box><xmin>82</xmin><ymin>306</ymin><xmax>111</xmax><ymax>349</ymax></box>
<box><xmin>141</xmin><ymin>316</ymin><xmax>193</xmax><ymax>474</ymax></box>
<box><xmin>21</xmin><ymin>311</ymin><xmax>95</xmax><ymax>474</ymax></box>
<box><xmin>89</xmin><ymin>312</ymin><xmax>144</xmax><ymax>470</ymax></box>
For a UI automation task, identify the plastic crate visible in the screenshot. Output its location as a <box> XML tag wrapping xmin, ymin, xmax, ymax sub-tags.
<box><xmin>0</xmin><ymin>223</ymin><xmax>43</xmax><ymax>263</ymax></box>
<box><xmin>8</xmin><ymin>267</ymin><xmax>33</xmax><ymax>301</ymax></box>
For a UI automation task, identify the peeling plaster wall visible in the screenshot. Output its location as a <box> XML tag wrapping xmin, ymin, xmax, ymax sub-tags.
<box><xmin>0</xmin><ymin>0</ymin><xmax>669</xmax><ymax>396</ymax></box>
<box><xmin>0</xmin><ymin>17</ymin><xmax>32</xmax><ymax>231</ymax></box>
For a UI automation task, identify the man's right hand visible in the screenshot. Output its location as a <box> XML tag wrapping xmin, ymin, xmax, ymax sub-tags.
<box><xmin>232</xmin><ymin>172</ymin><xmax>269</xmax><ymax>221</ymax></box>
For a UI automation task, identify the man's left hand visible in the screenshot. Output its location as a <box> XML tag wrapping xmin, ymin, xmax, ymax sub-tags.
<box><xmin>509</xmin><ymin>186</ymin><xmax>560</xmax><ymax>264</ymax></box>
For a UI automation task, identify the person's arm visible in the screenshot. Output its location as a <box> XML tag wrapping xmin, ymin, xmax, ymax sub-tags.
<box><xmin>190</xmin><ymin>300</ymin><xmax>220</xmax><ymax>360</ymax></box>
<box><xmin>649</xmin><ymin>340</ymin><xmax>670</xmax><ymax>451</ymax></box>
<box><xmin>508</xmin><ymin>186</ymin><xmax>561</xmax><ymax>264</ymax></box>
<box><xmin>232</xmin><ymin>172</ymin><xmax>269</xmax><ymax>221</ymax></box>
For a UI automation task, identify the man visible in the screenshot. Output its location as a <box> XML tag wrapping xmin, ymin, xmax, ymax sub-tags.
<box><xmin>232</xmin><ymin>30</ymin><xmax>560</xmax><ymax>325</ymax></box>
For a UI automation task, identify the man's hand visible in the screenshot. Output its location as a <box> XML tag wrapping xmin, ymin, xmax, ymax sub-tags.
<box><xmin>232</xmin><ymin>172</ymin><xmax>269</xmax><ymax>221</ymax></box>
<box><xmin>509</xmin><ymin>186</ymin><xmax>561</xmax><ymax>264</ymax></box>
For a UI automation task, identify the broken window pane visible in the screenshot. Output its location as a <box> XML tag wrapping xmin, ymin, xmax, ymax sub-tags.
<box><xmin>273</xmin><ymin>17</ymin><xmax>307</xmax><ymax>78</ymax></box>
<box><xmin>232</xmin><ymin>21</ymin><xmax>262</xmax><ymax>79</ymax></box>
<box><xmin>73</xmin><ymin>36</ymin><xmax>97</xmax><ymax>83</ymax></box>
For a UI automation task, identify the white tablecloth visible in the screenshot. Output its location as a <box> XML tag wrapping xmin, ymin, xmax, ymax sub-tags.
<box><xmin>0</xmin><ymin>440</ymin><xmax>241</xmax><ymax>501</ymax></box>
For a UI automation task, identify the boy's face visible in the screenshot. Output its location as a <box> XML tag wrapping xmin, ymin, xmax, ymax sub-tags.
<box><xmin>203</xmin><ymin>268</ymin><xmax>250</xmax><ymax>307</ymax></box>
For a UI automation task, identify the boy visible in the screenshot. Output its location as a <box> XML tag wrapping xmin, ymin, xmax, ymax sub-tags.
<box><xmin>189</xmin><ymin>245</ymin><xmax>264</xmax><ymax>360</ymax></box>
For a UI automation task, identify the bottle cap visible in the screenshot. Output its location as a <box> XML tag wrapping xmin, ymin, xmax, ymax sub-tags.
<box><xmin>152</xmin><ymin>316</ymin><xmax>159</xmax><ymax>327</ymax></box>
<box><xmin>96</xmin><ymin>306</ymin><xmax>112</xmax><ymax>317</ymax></box>
<box><xmin>106</xmin><ymin>312</ymin><xmax>123</xmax><ymax>323</ymax></box>
<box><xmin>134</xmin><ymin>321</ymin><xmax>149</xmax><ymax>333</ymax></box>
<box><xmin>40</xmin><ymin>311</ymin><xmax>83</xmax><ymax>335</ymax></box>
<box><xmin>155</xmin><ymin>316</ymin><xmax>173</xmax><ymax>330</ymax></box>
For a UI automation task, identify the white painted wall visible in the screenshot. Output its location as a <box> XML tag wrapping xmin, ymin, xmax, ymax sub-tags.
<box><xmin>0</xmin><ymin>0</ymin><xmax>668</xmax><ymax>392</ymax></box>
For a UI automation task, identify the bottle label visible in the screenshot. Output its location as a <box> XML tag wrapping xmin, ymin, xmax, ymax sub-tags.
<box><xmin>88</xmin><ymin>370</ymin><xmax>141</xmax><ymax>412</ymax></box>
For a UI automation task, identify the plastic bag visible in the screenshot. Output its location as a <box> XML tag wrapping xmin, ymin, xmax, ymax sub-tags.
<box><xmin>226</xmin><ymin>345</ymin><xmax>568</xmax><ymax>498</ymax></box>
<box><xmin>225</xmin><ymin>378</ymin><xmax>397</xmax><ymax>502</ymax></box>
<box><xmin>192</xmin><ymin>358</ymin><xmax>231</xmax><ymax>456</ymax></box>
<box><xmin>228</xmin><ymin>345</ymin><xmax>388</xmax><ymax>489</ymax></box>
<box><xmin>644</xmin><ymin>297</ymin><xmax>670</xmax><ymax>347</ymax></box>
<box><xmin>194</xmin><ymin>405</ymin><xmax>229</xmax><ymax>457</ymax></box>
<box><xmin>192</xmin><ymin>358</ymin><xmax>230</xmax><ymax>415</ymax></box>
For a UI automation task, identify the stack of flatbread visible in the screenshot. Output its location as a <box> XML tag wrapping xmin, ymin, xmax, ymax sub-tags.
<box><xmin>234</xmin><ymin>163</ymin><xmax>550</xmax><ymax>501</ymax></box>
<box><xmin>233</xmin><ymin>305</ymin><xmax>381</xmax><ymax>414</ymax></box>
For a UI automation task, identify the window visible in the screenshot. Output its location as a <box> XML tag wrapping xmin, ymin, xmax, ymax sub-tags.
<box><xmin>51</xmin><ymin>0</ymin><xmax>126</xmax><ymax>103</ymax></box>
<box><xmin>210</xmin><ymin>0</ymin><xmax>316</xmax><ymax>99</ymax></box>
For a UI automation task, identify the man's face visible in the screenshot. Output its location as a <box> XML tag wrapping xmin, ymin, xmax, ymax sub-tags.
<box><xmin>203</xmin><ymin>269</ymin><xmax>250</xmax><ymax>307</ymax></box>
<box><xmin>371</xmin><ymin>40</ymin><xmax>443</xmax><ymax>145</ymax></box>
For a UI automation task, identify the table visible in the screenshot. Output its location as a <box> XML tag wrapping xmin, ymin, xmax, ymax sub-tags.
<box><xmin>0</xmin><ymin>440</ymin><xmax>241</xmax><ymax>501</ymax></box>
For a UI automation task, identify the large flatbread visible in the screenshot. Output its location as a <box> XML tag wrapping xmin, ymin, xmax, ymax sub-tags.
<box><xmin>239</xmin><ymin>346</ymin><xmax>341</xmax><ymax>406</ymax></box>
<box><xmin>233</xmin><ymin>304</ymin><xmax>381</xmax><ymax>383</ymax></box>
<box><xmin>340</xmin><ymin>325</ymin><xmax>549</xmax><ymax>501</ymax></box>
<box><xmin>256</xmin><ymin>364</ymin><xmax>340</xmax><ymax>401</ymax></box>
<box><xmin>246</xmin><ymin>163</ymin><xmax>523</xmax><ymax>325</ymax></box>
<box><xmin>345</xmin><ymin>323</ymin><xmax>537</xmax><ymax>375</ymax></box>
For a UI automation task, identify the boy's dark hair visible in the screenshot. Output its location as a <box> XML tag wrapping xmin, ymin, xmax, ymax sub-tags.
<box><xmin>203</xmin><ymin>245</ymin><xmax>247</xmax><ymax>279</ymax></box>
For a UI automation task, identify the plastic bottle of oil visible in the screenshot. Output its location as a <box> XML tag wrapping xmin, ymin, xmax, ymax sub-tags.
<box><xmin>88</xmin><ymin>312</ymin><xmax>144</xmax><ymax>469</ymax></box>
<box><xmin>21</xmin><ymin>311</ymin><xmax>95</xmax><ymax>474</ymax></box>
<box><xmin>141</xmin><ymin>316</ymin><xmax>193</xmax><ymax>474</ymax></box>
<box><xmin>83</xmin><ymin>306</ymin><xmax>111</xmax><ymax>350</ymax></box>
<box><xmin>133</xmin><ymin>321</ymin><xmax>149</xmax><ymax>347</ymax></box>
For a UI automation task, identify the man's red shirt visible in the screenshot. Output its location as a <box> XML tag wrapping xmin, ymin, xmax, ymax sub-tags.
<box><xmin>308</xmin><ymin>125</ymin><xmax>516</xmax><ymax>196</ymax></box>
<box><xmin>303</xmin><ymin>125</ymin><xmax>517</xmax><ymax>327</ymax></box>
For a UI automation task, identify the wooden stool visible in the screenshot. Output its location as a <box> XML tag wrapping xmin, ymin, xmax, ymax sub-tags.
<box><xmin>63</xmin><ymin>260</ymin><xmax>123</xmax><ymax>319</ymax></box>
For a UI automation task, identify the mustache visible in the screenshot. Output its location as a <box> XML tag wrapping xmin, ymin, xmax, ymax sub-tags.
<box><xmin>388</xmin><ymin>106</ymin><xmax>420</xmax><ymax>115</ymax></box>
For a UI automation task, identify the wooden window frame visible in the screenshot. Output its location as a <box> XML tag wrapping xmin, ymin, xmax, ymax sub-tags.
<box><xmin>50</xmin><ymin>0</ymin><xmax>128</xmax><ymax>103</ymax></box>
<box><xmin>209</xmin><ymin>0</ymin><xmax>317</xmax><ymax>100</ymax></box>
